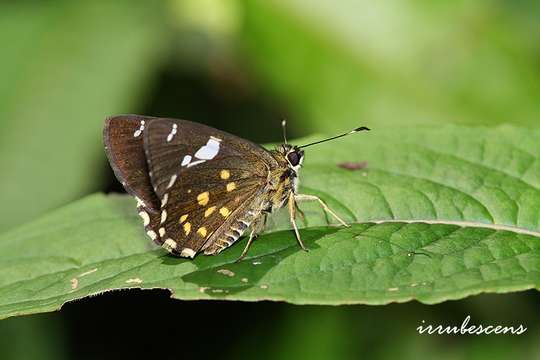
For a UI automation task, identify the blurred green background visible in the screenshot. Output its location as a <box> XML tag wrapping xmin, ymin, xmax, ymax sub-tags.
<box><xmin>1</xmin><ymin>0</ymin><xmax>539</xmax><ymax>359</ymax></box>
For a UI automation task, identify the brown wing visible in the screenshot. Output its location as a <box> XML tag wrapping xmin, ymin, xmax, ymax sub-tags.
<box><xmin>157</xmin><ymin>178</ymin><xmax>264</xmax><ymax>257</ymax></box>
<box><xmin>103</xmin><ymin>115</ymin><xmax>160</xmax><ymax>213</ymax></box>
<box><xmin>143</xmin><ymin>118</ymin><xmax>276</xmax><ymax>198</ymax></box>
<box><xmin>142</xmin><ymin>118</ymin><xmax>275</xmax><ymax>257</ymax></box>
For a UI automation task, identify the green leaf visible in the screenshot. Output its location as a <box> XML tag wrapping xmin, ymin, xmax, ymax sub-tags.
<box><xmin>1</xmin><ymin>124</ymin><xmax>540</xmax><ymax>319</ymax></box>
<box><xmin>0</xmin><ymin>0</ymin><xmax>167</xmax><ymax>232</ymax></box>
<box><xmin>239</xmin><ymin>0</ymin><xmax>540</xmax><ymax>131</ymax></box>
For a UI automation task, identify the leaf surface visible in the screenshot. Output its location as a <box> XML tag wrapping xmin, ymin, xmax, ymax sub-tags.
<box><xmin>1</xmin><ymin>125</ymin><xmax>539</xmax><ymax>319</ymax></box>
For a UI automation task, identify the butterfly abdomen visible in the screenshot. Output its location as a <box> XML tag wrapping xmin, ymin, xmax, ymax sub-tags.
<box><xmin>203</xmin><ymin>208</ymin><xmax>259</xmax><ymax>255</ymax></box>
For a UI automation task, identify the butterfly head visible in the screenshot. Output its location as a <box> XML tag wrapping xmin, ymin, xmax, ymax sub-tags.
<box><xmin>278</xmin><ymin>121</ymin><xmax>370</xmax><ymax>172</ymax></box>
<box><xmin>279</xmin><ymin>144</ymin><xmax>305</xmax><ymax>171</ymax></box>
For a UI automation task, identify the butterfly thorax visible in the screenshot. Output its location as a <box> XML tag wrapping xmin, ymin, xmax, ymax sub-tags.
<box><xmin>264</xmin><ymin>144</ymin><xmax>305</xmax><ymax>212</ymax></box>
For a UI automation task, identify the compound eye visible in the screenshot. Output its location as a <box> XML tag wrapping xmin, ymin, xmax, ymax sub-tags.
<box><xmin>287</xmin><ymin>151</ymin><xmax>300</xmax><ymax>166</ymax></box>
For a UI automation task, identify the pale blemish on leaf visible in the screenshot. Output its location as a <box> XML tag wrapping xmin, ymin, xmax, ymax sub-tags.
<box><xmin>217</xmin><ymin>269</ymin><xmax>235</xmax><ymax>277</ymax></box>
<box><xmin>79</xmin><ymin>268</ymin><xmax>98</xmax><ymax>277</ymax></box>
<box><xmin>70</xmin><ymin>278</ymin><xmax>78</xmax><ymax>290</ymax></box>
<box><xmin>125</xmin><ymin>278</ymin><xmax>143</xmax><ymax>284</ymax></box>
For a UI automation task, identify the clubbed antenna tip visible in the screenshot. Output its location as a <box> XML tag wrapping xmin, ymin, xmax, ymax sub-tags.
<box><xmin>299</xmin><ymin>125</ymin><xmax>371</xmax><ymax>148</ymax></box>
<box><xmin>354</xmin><ymin>126</ymin><xmax>370</xmax><ymax>132</ymax></box>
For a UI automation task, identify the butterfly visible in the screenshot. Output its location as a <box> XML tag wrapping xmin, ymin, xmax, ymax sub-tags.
<box><xmin>103</xmin><ymin>115</ymin><xmax>369</xmax><ymax>261</ymax></box>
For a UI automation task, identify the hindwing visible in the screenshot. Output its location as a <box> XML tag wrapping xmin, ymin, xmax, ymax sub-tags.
<box><xmin>103</xmin><ymin>115</ymin><xmax>160</xmax><ymax>213</ymax></box>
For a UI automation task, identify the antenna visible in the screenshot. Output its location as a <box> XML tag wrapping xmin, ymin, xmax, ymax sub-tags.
<box><xmin>299</xmin><ymin>126</ymin><xmax>370</xmax><ymax>148</ymax></box>
<box><xmin>281</xmin><ymin>119</ymin><xmax>288</xmax><ymax>144</ymax></box>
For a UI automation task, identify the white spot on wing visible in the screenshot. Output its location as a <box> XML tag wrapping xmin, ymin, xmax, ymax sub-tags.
<box><xmin>147</xmin><ymin>230</ymin><xmax>157</xmax><ymax>240</ymax></box>
<box><xmin>163</xmin><ymin>238</ymin><xmax>177</xmax><ymax>250</ymax></box>
<box><xmin>138</xmin><ymin>211</ymin><xmax>150</xmax><ymax>226</ymax></box>
<box><xmin>160</xmin><ymin>210</ymin><xmax>167</xmax><ymax>224</ymax></box>
<box><xmin>167</xmin><ymin>174</ymin><xmax>177</xmax><ymax>189</ymax></box>
<box><xmin>179</xmin><ymin>136</ymin><xmax>222</xmax><ymax>168</ymax></box>
<box><xmin>181</xmin><ymin>155</ymin><xmax>192</xmax><ymax>166</ymax></box>
<box><xmin>135</xmin><ymin>196</ymin><xmax>146</xmax><ymax>207</ymax></box>
<box><xmin>161</xmin><ymin>193</ymin><xmax>169</xmax><ymax>207</ymax></box>
<box><xmin>180</xmin><ymin>248</ymin><xmax>196</xmax><ymax>258</ymax></box>
<box><xmin>186</xmin><ymin>159</ymin><xmax>205</xmax><ymax>168</ymax></box>
<box><xmin>166</xmin><ymin>123</ymin><xmax>178</xmax><ymax>142</ymax></box>
<box><xmin>133</xmin><ymin>120</ymin><xmax>145</xmax><ymax>137</ymax></box>
<box><xmin>194</xmin><ymin>138</ymin><xmax>221</xmax><ymax>160</ymax></box>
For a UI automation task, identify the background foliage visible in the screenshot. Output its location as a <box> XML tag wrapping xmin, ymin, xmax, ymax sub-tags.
<box><xmin>1</xmin><ymin>0</ymin><xmax>539</xmax><ymax>359</ymax></box>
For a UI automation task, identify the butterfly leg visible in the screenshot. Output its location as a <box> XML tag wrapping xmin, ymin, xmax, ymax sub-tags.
<box><xmin>236</xmin><ymin>213</ymin><xmax>267</xmax><ymax>262</ymax></box>
<box><xmin>236</xmin><ymin>229</ymin><xmax>256</xmax><ymax>262</ymax></box>
<box><xmin>294</xmin><ymin>194</ymin><xmax>350</xmax><ymax>227</ymax></box>
<box><xmin>288</xmin><ymin>193</ymin><xmax>309</xmax><ymax>251</ymax></box>
<box><xmin>295</xmin><ymin>202</ymin><xmax>307</xmax><ymax>225</ymax></box>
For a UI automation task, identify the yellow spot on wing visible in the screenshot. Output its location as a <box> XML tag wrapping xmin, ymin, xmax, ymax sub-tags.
<box><xmin>183</xmin><ymin>222</ymin><xmax>191</xmax><ymax>235</ymax></box>
<box><xmin>220</xmin><ymin>169</ymin><xmax>230</xmax><ymax>179</ymax></box>
<box><xmin>197</xmin><ymin>191</ymin><xmax>210</xmax><ymax>206</ymax></box>
<box><xmin>179</xmin><ymin>214</ymin><xmax>188</xmax><ymax>223</ymax></box>
<box><xmin>197</xmin><ymin>227</ymin><xmax>208</xmax><ymax>238</ymax></box>
<box><xmin>219</xmin><ymin>207</ymin><xmax>230</xmax><ymax>218</ymax></box>
<box><xmin>226</xmin><ymin>182</ymin><xmax>236</xmax><ymax>192</ymax></box>
<box><xmin>205</xmin><ymin>206</ymin><xmax>216</xmax><ymax>217</ymax></box>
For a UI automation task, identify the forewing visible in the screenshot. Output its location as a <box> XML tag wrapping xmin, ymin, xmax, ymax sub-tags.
<box><xmin>142</xmin><ymin>118</ymin><xmax>275</xmax><ymax>198</ymax></box>
<box><xmin>142</xmin><ymin>117</ymin><xmax>274</xmax><ymax>256</ymax></box>
<box><xmin>103</xmin><ymin>115</ymin><xmax>160</xmax><ymax>213</ymax></box>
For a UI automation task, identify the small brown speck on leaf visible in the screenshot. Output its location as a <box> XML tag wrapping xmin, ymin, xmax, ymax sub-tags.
<box><xmin>337</xmin><ymin>161</ymin><xmax>368</xmax><ymax>171</ymax></box>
